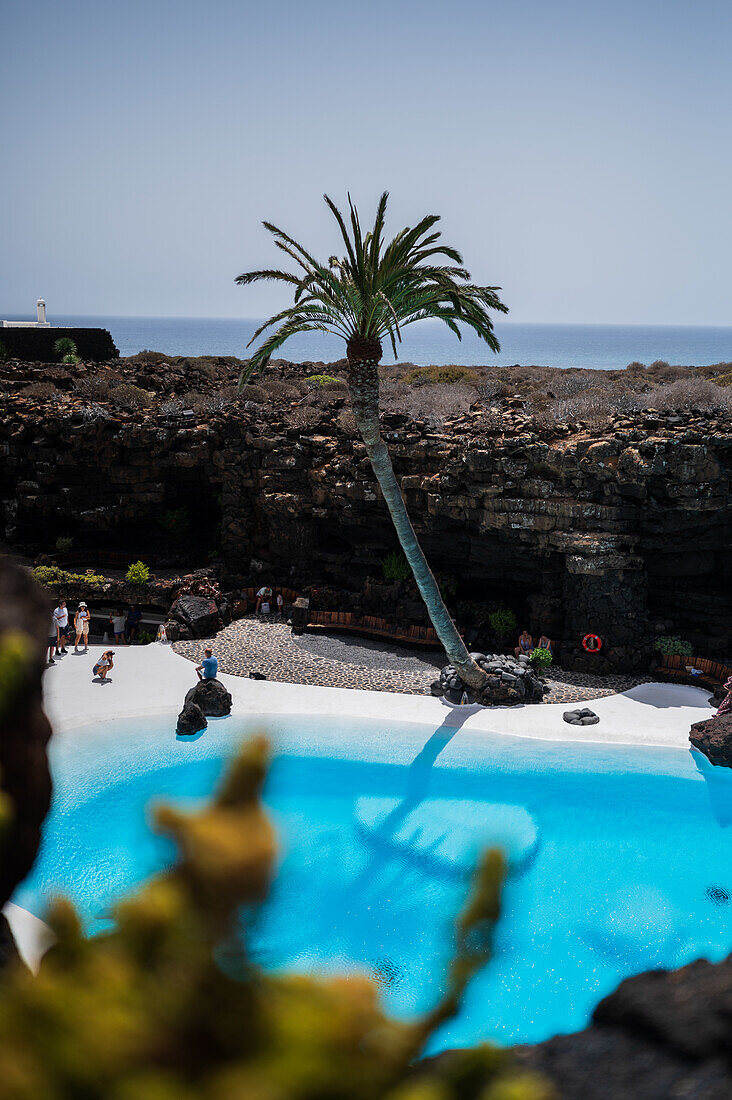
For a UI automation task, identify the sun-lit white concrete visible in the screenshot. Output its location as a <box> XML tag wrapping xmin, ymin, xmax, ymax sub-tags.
<box><xmin>42</xmin><ymin>641</ymin><xmax>716</xmax><ymax>748</ymax></box>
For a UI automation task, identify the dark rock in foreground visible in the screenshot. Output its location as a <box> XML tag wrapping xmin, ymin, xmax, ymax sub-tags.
<box><xmin>184</xmin><ymin>678</ymin><xmax>232</xmax><ymax>717</ymax></box>
<box><xmin>514</xmin><ymin>955</ymin><xmax>732</xmax><ymax>1099</ymax></box>
<box><xmin>689</xmin><ymin>712</ymin><xmax>732</xmax><ymax>767</ymax></box>
<box><xmin>176</xmin><ymin>701</ymin><xmax>207</xmax><ymax>736</ymax></box>
<box><xmin>437</xmin><ymin>652</ymin><xmax>549</xmax><ymax>706</ymax></box>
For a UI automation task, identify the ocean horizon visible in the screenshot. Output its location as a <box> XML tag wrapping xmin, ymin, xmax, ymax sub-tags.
<box><xmin>6</xmin><ymin>315</ymin><xmax>732</xmax><ymax>371</ymax></box>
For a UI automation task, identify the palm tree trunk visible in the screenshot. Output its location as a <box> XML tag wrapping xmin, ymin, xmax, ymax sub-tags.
<box><xmin>348</xmin><ymin>365</ymin><xmax>487</xmax><ymax>692</ymax></box>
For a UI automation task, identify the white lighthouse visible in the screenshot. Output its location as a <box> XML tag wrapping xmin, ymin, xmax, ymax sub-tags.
<box><xmin>2</xmin><ymin>298</ymin><xmax>51</xmax><ymax>328</ymax></box>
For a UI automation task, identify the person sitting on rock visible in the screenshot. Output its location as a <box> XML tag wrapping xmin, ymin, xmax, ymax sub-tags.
<box><xmin>196</xmin><ymin>647</ymin><xmax>218</xmax><ymax>681</ymax></box>
<box><xmin>256</xmin><ymin>587</ymin><xmax>272</xmax><ymax>616</ymax></box>
<box><xmin>515</xmin><ymin>629</ymin><xmax>533</xmax><ymax>658</ymax></box>
<box><xmin>536</xmin><ymin>634</ymin><xmax>552</xmax><ymax>653</ymax></box>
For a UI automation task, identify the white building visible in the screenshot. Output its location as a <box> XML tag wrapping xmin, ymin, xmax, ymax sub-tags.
<box><xmin>2</xmin><ymin>299</ymin><xmax>51</xmax><ymax>328</ymax></box>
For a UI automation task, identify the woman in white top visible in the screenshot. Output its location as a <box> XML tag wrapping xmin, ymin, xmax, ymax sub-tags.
<box><xmin>92</xmin><ymin>650</ymin><xmax>114</xmax><ymax>682</ymax></box>
<box><xmin>75</xmin><ymin>602</ymin><xmax>91</xmax><ymax>652</ymax></box>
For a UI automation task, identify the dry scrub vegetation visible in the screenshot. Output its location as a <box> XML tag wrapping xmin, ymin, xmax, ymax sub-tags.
<box><xmin>9</xmin><ymin>351</ymin><xmax>732</xmax><ymax>432</ymax></box>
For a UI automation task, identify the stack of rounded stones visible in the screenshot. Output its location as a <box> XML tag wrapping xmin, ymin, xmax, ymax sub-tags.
<box><xmin>431</xmin><ymin>652</ymin><xmax>549</xmax><ymax>706</ymax></box>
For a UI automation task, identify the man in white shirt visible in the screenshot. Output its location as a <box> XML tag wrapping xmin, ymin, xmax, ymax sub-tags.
<box><xmin>53</xmin><ymin>599</ymin><xmax>69</xmax><ymax>655</ymax></box>
<box><xmin>256</xmin><ymin>587</ymin><xmax>272</xmax><ymax>616</ymax></box>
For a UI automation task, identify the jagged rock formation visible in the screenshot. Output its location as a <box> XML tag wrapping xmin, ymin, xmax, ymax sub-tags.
<box><xmin>1</xmin><ymin>362</ymin><xmax>730</xmax><ymax>672</ymax></box>
<box><xmin>176</xmin><ymin>700</ymin><xmax>207</xmax><ymax>736</ymax></box>
<box><xmin>434</xmin><ymin>652</ymin><xmax>548</xmax><ymax>705</ymax></box>
<box><xmin>689</xmin><ymin>712</ymin><xmax>732</xmax><ymax>767</ymax></box>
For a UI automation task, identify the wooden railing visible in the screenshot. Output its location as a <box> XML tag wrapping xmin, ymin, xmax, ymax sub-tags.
<box><xmin>654</xmin><ymin>653</ymin><xmax>732</xmax><ymax>695</ymax></box>
<box><xmin>305</xmin><ymin>609</ymin><xmax>440</xmax><ymax>647</ymax></box>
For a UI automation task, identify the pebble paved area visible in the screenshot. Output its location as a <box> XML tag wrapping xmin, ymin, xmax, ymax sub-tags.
<box><xmin>173</xmin><ymin>617</ymin><xmax>651</xmax><ymax>703</ymax></box>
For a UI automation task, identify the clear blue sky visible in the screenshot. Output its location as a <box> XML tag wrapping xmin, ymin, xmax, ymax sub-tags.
<box><xmin>3</xmin><ymin>0</ymin><xmax>731</xmax><ymax>324</ymax></box>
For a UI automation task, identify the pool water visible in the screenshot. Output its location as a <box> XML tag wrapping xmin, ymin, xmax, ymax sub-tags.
<box><xmin>14</xmin><ymin>715</ymin><xmax>732</xmax><ymax>1052</ymax></box>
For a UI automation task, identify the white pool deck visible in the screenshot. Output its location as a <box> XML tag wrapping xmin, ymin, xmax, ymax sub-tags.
<box><xmin>6</xmin><ymin>642</ymin><xmax>717</xmax><ymax>968</ymax></box>
<box><xmin>42</xmin><ymin>641</ymin><xmax>714</xmax><ymax>747</ymax></box>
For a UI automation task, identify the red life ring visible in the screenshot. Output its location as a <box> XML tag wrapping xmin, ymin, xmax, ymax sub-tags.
<box><xmin>582</xmin><ymin>633</ymin><xmax>603</xmax><ymax>652</ymax></box>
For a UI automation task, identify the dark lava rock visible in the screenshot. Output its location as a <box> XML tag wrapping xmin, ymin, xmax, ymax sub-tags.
<box><xmin>176</xmin><ymin>701</ymin><xmax>207</xmax><ymax>736</ymax></box>
<box><xmin>513</xmin><ymin>955</ymin><xmax>732</xmax><ymax>1099</ymax></box>
<box><xmin>437</xmin><ymin>652</ymin><xmax>548</xmax><ymax>706</ymax></box>
<box><xmin>563</xmin><ymin>707</ymin><xmax>600</xmax><ymax>726</ymax></box>
<box><xmin>690</xmin><ymin>712</ymin><xmax>732</xmax><ymax>767</ymax></box>
<box><xmin>184</xmin><ymin>678</ymin><xmax>232</xmax><ymax>717</ymax></box>
<box><xmin>169</xmin><ymin>593</ymin><xmax>222</xmax><ymax>639</ymax></box>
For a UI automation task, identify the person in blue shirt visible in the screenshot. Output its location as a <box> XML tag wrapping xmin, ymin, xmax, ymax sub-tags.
<box><xmin>195</xmin><ymin>647</ymin><xmax>219</xmax><ymax>681</ymax></box>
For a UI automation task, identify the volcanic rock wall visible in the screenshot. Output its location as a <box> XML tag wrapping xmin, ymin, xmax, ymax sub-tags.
<box><xmin>1</xmin><ymin>389</ymin><xmax>730</xmax><ymax>671</ymax></box>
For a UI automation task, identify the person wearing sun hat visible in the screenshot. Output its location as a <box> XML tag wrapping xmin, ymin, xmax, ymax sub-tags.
<box><xmin>74</xmin><ymin>601</ymin><xmax>91</xmax><ymax>652</ymax></box>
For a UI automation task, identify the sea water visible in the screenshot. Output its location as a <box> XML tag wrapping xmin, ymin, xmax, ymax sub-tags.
<box><xmin>14</xmin><ymin>315</ymin><xmax>732</xmax><ymax>369</ymax></box>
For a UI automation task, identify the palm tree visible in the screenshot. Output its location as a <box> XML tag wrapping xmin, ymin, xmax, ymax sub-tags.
<box><xmin>236</xmin><ymin>192</ymin><xmax>508</xmax><ymax>692</ymax></box>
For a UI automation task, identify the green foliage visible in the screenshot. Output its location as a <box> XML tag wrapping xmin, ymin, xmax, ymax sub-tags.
<box><xmin>404</xmin><ymin>365</ymin><xmax>480</xmax><ymax>385</ymax></box>
<box><xmin>305</xmin><ymin>373</ymin><xmax>342</xmax><ymax>387</ymax></box>
<box><xmin>137</xmin><ymin>629</ymin><xmax>155</xmax><ymax>645</ymax></box>
<box><xmin>53</xmin><ymin>336</ymin><xmax>77</xmax><ymax>360</ymax></box>
<box><xmin>0</xmin><ymin>738</ymin><xmax>551</xmax><ymax>1099</ymax></box>
<box><xmin>158</xmin><ymin>508</ymin><xmax>190</xmax><ymax>537</ymax></box>
<box><xmin>126</xmin><ymin>560</ymin><xmax>150</xmax><ymax>586</ymax></box>
<box><xmin>0</xmin><ymin>629</ymin><xmax>34</xmax><ymax>719</ymax></box>
<box><xmin>488</xmin><ymin>607</ymin><xmax>518</xmax><ymax>639</ymax></box>
<box><xmin>529</xmin><ymin>646</ymin><xmax>553</xmax><ymax>670</ymax></box>
<box><xmin>55</xmin><ymin>536</ymin><xmax>73</xmax><ymax>553</ymax></box>
<box><xmin>381</xmin><ymin>551</ymin><xmax>412</xmax><ymax>583</ymax></box>
<box><xmin>236</xmin><ymin>191</ymin><xmax>508</xmax><ymax>374</ymax></box>
<box><xmin>32</xmin><ymin>565</ymin><xmax>106</xmax><ymax>588</ymax></box>
<box><xmin>654</xmin><ymin>634</ymin><xmax>693</xmax><ymax>657</ymax></box>
<box><xmin>62</xmin><ymin>352</ymin><xmax>80</xmax><ymax>365</ymax></box>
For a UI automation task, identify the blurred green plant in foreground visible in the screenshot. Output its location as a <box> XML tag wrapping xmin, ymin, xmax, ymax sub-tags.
<box><xmin>0</xmin><ymin>737</ymin><xmax>552</xmax><ymax>1099</ymax></box>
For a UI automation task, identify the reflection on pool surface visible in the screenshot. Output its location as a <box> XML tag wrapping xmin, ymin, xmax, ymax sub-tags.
<box><xmin>14</xmin><ymin>715</ymin><xmax>732</xmax><ymax>1052</ymax></box>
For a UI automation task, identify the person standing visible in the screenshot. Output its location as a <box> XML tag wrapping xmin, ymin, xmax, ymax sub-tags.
<box><xmin>53</xmin><ymin>598</ymin><xmax>69</xmax><ymax>656</ymax></box>
<box><xmin>47</xmin><ymin>613</ymin><xmax>58</xmax><ymax>666</ymax></box>
<box><xmin>126</xmin><ymin>604</ymin><xmax>142</xmax><ymax>644</ymax></box>
<box><xmin>195</xmin><ymin>647</ymin><xmax>219</xmax><ymax>681</ymax></box>
<box><xmin>74</xmin><ymin>601</ymin><xmax>90</xmax><ymax>652</ymax></box>
<box><xmin>716</xmin><ymin>675</ymin><xmax>732</xmax><ymax>717</ymax></box>
<box><xmin>256</xmin><ymin>586</ymin><xmax>272</xmax><ymax>616</ymax></box>
<box><xmin>110</xmin><ymin>608</ymin><xmax>127</xmax><ymax>645</ymax></box>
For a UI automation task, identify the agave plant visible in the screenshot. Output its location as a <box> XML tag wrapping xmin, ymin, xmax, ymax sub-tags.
<box><xmin>236</xmin><ymin>193</ymin><xmax>508</xmax><ymax>691</ymax></box>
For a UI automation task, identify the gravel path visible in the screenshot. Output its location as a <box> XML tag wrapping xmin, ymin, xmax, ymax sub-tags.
<box><xmin>172</xmin><ymin>617</ymin><xmax>650</xmax><ymax>703</ymax></box>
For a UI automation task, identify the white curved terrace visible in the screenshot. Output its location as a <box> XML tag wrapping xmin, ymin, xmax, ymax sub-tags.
<box><xmin>42</xmin><ymin>642</ymin><xmax>714</xmax><ymax>747</ymax></box>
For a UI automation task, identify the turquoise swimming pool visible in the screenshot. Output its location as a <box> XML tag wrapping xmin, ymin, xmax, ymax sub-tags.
<box><xmin>14</xmin><ymin>714</ymin><xmax>732</xmax><ymax>1052</ymax></box>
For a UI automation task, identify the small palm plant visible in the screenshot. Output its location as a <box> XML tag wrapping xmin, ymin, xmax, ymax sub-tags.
<box><xmin>236</xmin><ymin>193</ymin><xmax>508</xmax><ymax>691</ymax></box>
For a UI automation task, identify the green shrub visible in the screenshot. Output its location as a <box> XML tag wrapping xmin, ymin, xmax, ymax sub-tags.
<box><xmin>305</xmin><ymin>373</ymin><xmax>342</xmax><ymax>387</ymax></box>
<box><xmin>404</xmin><ymin>365</ymin><xmax>480</xmax><ymax>385</ymax></box>
<box><xmin>137</xmin><ymin>629</ymin><xmax>155</xmax><ymax>645</ymax></box>
<box><xmin>55</xmin><ymin>536</ymin><xmax>73</xmax><ymax>553</ymax></box>
<box><xmin>158</xmin><ymin>507</ymin><xmax>190</xmax><ymax>536</ymax></box>
<box><xmin>654</xmin><ymin>634</ymin><xmax>693</xmax><ymax>657</ymax></box>
<box><xmin>110</xmin><ymin>382</ymin><xmax>152</xmax><ymax>410</ymax></box>
<box><xmin>32</xmin><ymin>565</ymin><xmax>106</xmax><ymax>587</ymax></box>
<box><xmin>530</xmin><ymin>646</ymin><xmax>553</xmax><ymax>670</ymax></box>
<box><xmin>62</xmin><ymin>352</ymin><xmax>80</xmax><ymax>365</ymax></box>
<box><xmin>381</xmin><ymin>551</ymin><xmax>412</xmax><ymax>583</ymax></box>
<box><xmin>126</xmin><ymin>560</ymin><xmax>150</xmax><ymax>585</ymax></box>
<box><xmin>53</xmin><ymin>336</ymin><xmax>77</xmax><ymax>360</ymax></box>
<box><xmin>488</xmin><ymin>607</ymin><xmax>518</xmax><ymax>638</ymax></box>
